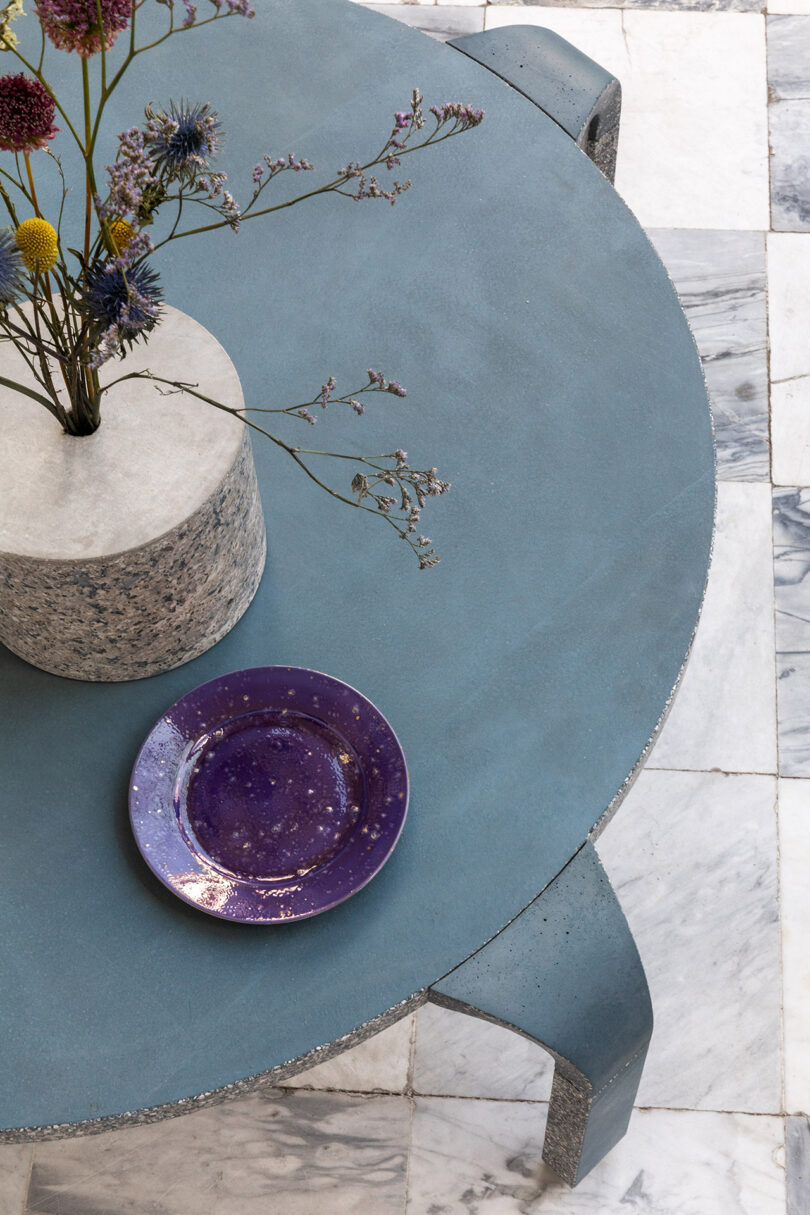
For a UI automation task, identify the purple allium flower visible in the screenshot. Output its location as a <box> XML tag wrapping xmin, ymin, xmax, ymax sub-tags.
<box><xmin>36</xmin><ymin>0</ymin><xmax>131</xmax><ymax>56</ymax></box>
<box><xmin>145</xmin><ymin>100</ymin><xmax>220</xmax><ymax>179</ymax></box>
<box><xmin>0</xmin><ymin>74</ymin><xmax>57</xmax><ymax>154</ymax></box>
<box><xmin>0</xmin><ymin>228</ymin><xmax>25</xmax><ymax>304</ymax></box>
<box><xmin>81</xmin><ymin>258</ymin><xmax>163</xmax><ymax>350</ymax></box>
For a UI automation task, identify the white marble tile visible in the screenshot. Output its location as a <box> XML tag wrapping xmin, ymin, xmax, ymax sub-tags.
<box><xmin>25</xmin><ymin>1091</ymin><xmax>410</xmax><ymax>1215</ymax></box>
<box><xmin>365</xmin><ymin>3</ymin><xmax>484</xmax><ymax>38</ymax></box>
<box><xmin>787</xmin><ymin>1117</ymin><xmax>810</xmax><ymax>1215</ymax></box>
<box><xmin>488</xmin><ymin>0</ymin><xmax>762</xmax><ymax>9</ymax></box>
<box><xmin>598</xmin><ymin>769</ymin><xmax>781</xmax><ymax>1112</ymax></box>
<box><xmin>647</xmin><ymin>229</ymin><xmax>768</xmax><ymax>480</ymax></box>
<box><xmin>779</xmin><ymin>780</ymin><xmax>810</xmax><ymax>1114</ymax></box>
<box><xmin>774</xmin><ymin>492</ymin><xmax>810</xmax><ymax>775</ymax></box>
<box><xmin>768</xmin><ymin>234</ymin><xmax>810</xmax><ymax>382</ymax></box>
<box><xmin>646</xmin><ymin>482</ymin><xmax>777</xmax><ymax>774</ymax></box>
<box><xmin>773</xmin><ymin>378</ymin><xmax>810</xmax><ymax>487</ymax></box>
<box><xmin>407</xmin><ymin>1099</ymin><xmax>786</xmax><ymax>1213</ymax></box>
<box><xmin>484</xmin><ymin>9</ymin><xmax>770</xmax><ymax>230</ymax></box>
<box><xmin>413</xmin><ymin>1001</ymin><xmax>554</xmax><ymax>1100</ymax></box>
<box><xmin>0</xmin><ymin>1145</ymin><xmax>32</xmax><ymax>1215</ymax></box>
<box><xmin>282</xmin><ymin>1014</ymin><xmax>413</xmax><ymax>1093</ymax></box>
<box><xmin>771</xmin><ymin>0</ymin><xmax>810</xmax><ymax>16</ymax></box>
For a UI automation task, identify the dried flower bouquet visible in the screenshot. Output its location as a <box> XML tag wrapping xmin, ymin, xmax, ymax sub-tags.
<box><xmin>0</xmin><ymin>0</ymin><xmax>483</xmax><ymax>566</ymax></box>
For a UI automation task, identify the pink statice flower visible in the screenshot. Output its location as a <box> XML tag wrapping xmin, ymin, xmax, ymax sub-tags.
<box><xmin>0</xmin><ymin>73</ymin><xmax>57</xmax><ymax>154</ymax></box>
<box><xmin>36</xmin><ymin>0</ymin><xmax>131</xmax><ymax>56</ymax></box>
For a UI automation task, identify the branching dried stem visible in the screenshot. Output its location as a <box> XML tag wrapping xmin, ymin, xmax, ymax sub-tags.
<box><xmin>0</xmin><ymin>1</ymin><xmax>483</xmax><ymax>561</ymax></box>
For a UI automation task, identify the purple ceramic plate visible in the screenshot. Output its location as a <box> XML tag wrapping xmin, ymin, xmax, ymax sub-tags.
<box><xmin>129</xmin><ymin>667</ymin><xmax>409</xmax><ymax>923</ymax></box>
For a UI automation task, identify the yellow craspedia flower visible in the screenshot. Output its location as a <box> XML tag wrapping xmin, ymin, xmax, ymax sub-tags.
<box><xmin>15</xmin><ymin>217</ymin><xmax>58</xmax><ymax>273</ymax></box>
<box><xmin>108</xmin><ymin>218</ymin><xmax>135</xmax><ymax>254</ymax></box>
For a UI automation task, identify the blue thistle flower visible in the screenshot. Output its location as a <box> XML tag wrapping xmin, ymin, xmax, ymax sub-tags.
<box><xmin>0</xmin><ymin>228</ymin><xmax>26</xmax><ymax>305</ymax></box>
<box><xmin>81</xmin><ymin>259</ymin><xmax>163</xmax><ymax>349</ymax></box>
<box><xmin>146</xmin><ymin>100</ymin><xmax>220</xmax><ymax>178</ymax></box>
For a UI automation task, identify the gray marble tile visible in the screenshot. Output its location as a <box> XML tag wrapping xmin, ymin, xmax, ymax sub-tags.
<box><xmin>0</xmin><ymin>1145</ymin><xmax>32</xmax><ymax>1215</ymax></box>
<box><xmin>770</xmin><ymin>101</ymin><xmax>810</xmax><ymax>231</ymax></box>
<box><xmin>407</xmin><ymin>1100</ymin><xmax>786</xmax><ymax>1213</ymax></box>
<box><xmin>598</xmin><ymin>769</ymin><xmax>781</xmax><ymax>1113</ymax></box>
<box><xmin>647</xmin><ymin>482</ymin><xmax>777</xmax><ymax>775</ymax></box>
<box><xmin>282</xmin><ymin>1014</ymin><xmax>414</xmax><ymax>1094</ymax></box>
<box><xmin>774</xmin><ymin>489</ymin><xmax>810</xmax><ymax>775</ymax></box>
<box><xmin>413</xmin><ymin>1001</ymin><xmax>554</xmax><ymax>1100</ymax></box>
<box><xmin>647</xmin><ymin>229</ymin><xmax>768</xmax><ymax>480</ymax></box>
<box><xmin>365</xmin><ymin>4</ymin><xmax>484</xmax><ymax>38</ymax></box>
<box><xmin>768</xmin><ymin>15</ymin><xmax>810</xmax><ymax>99</ymax></box>
<box><xmin>788</xmin><ymin>1118</ymin><xmax>810</xmax><ymax>1215</ymax></box>
<box><xmin>25</xmin><ymin>1091</ymin><xmax>409</xmax><ymax>1215</ymax></box>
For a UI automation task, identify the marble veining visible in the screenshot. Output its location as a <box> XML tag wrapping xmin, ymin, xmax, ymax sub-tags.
<box><xmin>647</xmin><ymin>482</ymin><xmax>777</xmax><ymax>774</ymax></box>
<box><xmin>779</xmin><ymin>780</ymin><xmax>810</xmax><ymax>1115</ymax></box>
<box><xmin>647</xmin><ymin>229</ymin><xmax>768</xmax><ymax>480</ymax></box>
<box><xmin>768</xmin><ymin>16</ymin><xmax>810</xmax><ymax>100</ymax></box>
<box><xmin>24</xmin><ymin>1091</ymin><xmax>410</xmax><ymax>1215</ymax></box>
<box><xmin>787</xmin><ymin>1117</ymin><xmax>810</xmax><ymax>1215</ymax></box>
<box><xmin>770</xmin><ymin>102</ymin><xmax>810</xmax><ymax>231</ymax></box>
<box><xmin>598</xmin><ymin>770</ymin><xmax>781</xmax><ymax>1112</ymax></box>
<box><xmin>406</xmin><ymin>1100</ymin><xmax>786</xmax><ymax>1213</ymax></box>
<box><xmin>774</xmin><ymin>489</ymin><xmax>810</xmax><ymax>774</ymax></box>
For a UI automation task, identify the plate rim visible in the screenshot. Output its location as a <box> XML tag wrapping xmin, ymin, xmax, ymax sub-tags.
<box><xmin>129</xmin><ymin>665</ymin><xmax>410</xmax><ymax>923</ymax></box>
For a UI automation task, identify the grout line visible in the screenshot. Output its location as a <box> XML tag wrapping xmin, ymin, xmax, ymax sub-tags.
<box><xmin>775</xmin><ymin>780</ymin><xmax>788</xmax><ymax>1120</ymax></box>
<box><xmin>273</xmin><ymin>1083</ymin><xmax>788</xmax><ymax>1119</ymax></box>
<box><xmin>402</xmin><ymin>1096</ymin><xmax>416</xmax><ymax>1215</ymax></box>
<box><xmin>20</xmin><ymin>1144</ymin><xmax>33</xmax><ymax>1215</ymax></box>
<box><xmin>645</xmin><ymin>764</ymin><xmax>779</xmax><ymax>778</ymax></box>
<box><xmin>407</xmin><ymin>1009</ymin><xmax>418</xmax><ymax>1093</ymax></box>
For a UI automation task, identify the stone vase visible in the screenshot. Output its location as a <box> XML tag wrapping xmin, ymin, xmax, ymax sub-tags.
<box><xmin>0</xmin><ymin>306</ymin><xmax>266</xmax><ymax>681</ymax></box>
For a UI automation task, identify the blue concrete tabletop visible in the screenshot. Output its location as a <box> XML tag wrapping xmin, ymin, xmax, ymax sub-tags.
<box><xmin>0</xmin><ymin>0</ymin><xmax>714</xmax><ymax>1132</ymax></box>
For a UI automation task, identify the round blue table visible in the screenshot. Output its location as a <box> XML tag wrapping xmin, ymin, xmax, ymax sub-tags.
<box><xmin>0</xmin><ymin>0</ymin><xmax>715</xmax><ymax>1187</ymax></box>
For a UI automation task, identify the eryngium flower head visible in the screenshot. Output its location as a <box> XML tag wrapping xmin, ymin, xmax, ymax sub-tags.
<box><xmin>0</xmin><ymin>74</ymin><xmax>57</xmax><ymax>154</ymax></box>
<box><xmin>0</xmin><ymin>228</ymin><xmax>25</xmax><ymax>304</ymax></box>
<box><xmin>145</xmin><ymin>100</ymin><xmax>220</xmax><ymax>178</ymax></box>
<box><xmin>81</xmin><ymin>259</ymin><xmax>163</xmax><ymax>349</ymax></box>
<box><xmin>36</xmin><ymin>0</ymin><xmax>131</xmax><ymax>56</ymax></box>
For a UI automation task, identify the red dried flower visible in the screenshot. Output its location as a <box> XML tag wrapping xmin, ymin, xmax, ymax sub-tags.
<box><xmin>0</xmin><ymin>73</ymin><xmax>57</xmax><ymax>154</ymax></box>
<box><xmin>36</xmin><ymin>0</ymin><xmax>131</xmax><ymax>56</ymax></box>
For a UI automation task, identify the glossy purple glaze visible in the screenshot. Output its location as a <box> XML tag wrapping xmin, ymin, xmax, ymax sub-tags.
<box><xmin>130</xmin><ymin>667</ymin><xmax>409</xmax><ymax>922</ymax></box>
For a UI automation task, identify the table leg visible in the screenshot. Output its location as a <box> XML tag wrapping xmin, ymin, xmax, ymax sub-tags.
<box><xmin>448</xmin><ymin>27</ymin><xmax>622</xmax><ymax>184</ymax></box>
<box><xmin>428</xmin><ymin>842</ymin><xmax>652</xmax><ymax>1186</ymax></box>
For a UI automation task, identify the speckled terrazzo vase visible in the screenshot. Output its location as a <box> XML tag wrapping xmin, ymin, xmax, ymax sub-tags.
<box><xmin>0</xmin><ymin>306</ymin><xmax>266</xmax><ymax>681</ymax></box>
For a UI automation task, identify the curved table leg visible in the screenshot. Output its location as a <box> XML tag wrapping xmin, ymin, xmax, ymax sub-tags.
<box><xmin>448</xmin><ymin>27</ymin><xmax>621</xmax><ymax>183</ymax></box>
<box><xmin>428</xmin><ymin>842</ymin><xmax>652</xmax><ymax>1186</ymax></box>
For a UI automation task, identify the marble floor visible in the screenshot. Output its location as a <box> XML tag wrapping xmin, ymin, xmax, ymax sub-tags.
<box><xmin>4</xmin><ymin>2</ymin><xmax>810</xmax><ymax>1212</ymax></box>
